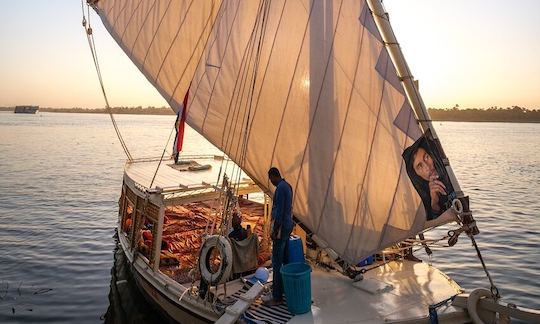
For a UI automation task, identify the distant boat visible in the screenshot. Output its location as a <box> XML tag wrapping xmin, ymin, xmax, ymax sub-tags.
<box><xmin>14</xmin><ymin>105</ymin><xmax>39</xmax><ymax>114</ymax></box>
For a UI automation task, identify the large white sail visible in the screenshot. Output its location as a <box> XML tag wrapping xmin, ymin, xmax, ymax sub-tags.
<box><xmin>91</xmin><ymin>0</ymin><xmax>223</xmax><ymax>112</ymax></box>
<box><xmin>93</xmin><ymin>0</ymin><xmax>447</xmax><ymax>264</ymax></box>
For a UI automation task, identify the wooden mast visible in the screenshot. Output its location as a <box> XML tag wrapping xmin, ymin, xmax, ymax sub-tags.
<box><xmin>366</xmin><ymin>0</ymin><xmax>464</xmax><ymax>197</ymax></box>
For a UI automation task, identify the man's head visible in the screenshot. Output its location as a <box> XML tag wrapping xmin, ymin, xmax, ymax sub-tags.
<box><xmin>232</xmin><ymin>211</ymin><xmax>241</xmax><ymax>227</ymax></box>
<box><xmin>412</xmin><ymin>146</ymin><xmax>438</xmax><ymax>182</ymax></box>
<box><xmin>268</xmin><ymin>167</ymin><xmax>282</xmax><ymax>186</ymax></box>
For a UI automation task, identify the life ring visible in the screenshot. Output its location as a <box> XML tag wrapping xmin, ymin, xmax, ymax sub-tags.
<box><xmin>198</xmin><ymin>235</ymin><xmax>233</xmax><ymax>286</ymax></box>
<box><xmin>467</xmin><ymin>288</ymin><xmax>494</xmax><ymax>324</ymax></box>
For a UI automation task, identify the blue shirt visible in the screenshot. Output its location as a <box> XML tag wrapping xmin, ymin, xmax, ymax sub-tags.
<box><xmin>271</xmin><ymin>179</ymin><xmax>293</xmax><ymax>236</ymax></box>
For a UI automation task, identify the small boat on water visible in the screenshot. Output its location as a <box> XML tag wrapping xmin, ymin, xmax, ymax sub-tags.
<box><xmin>14</xmin><ymin>105</ymin><xmax>39</xmax><ymax>114</ymax></box>
<box><xmin>84</xmin><ymin>0</ymin><xmax>540</xmax><ymax>322</ymax></box>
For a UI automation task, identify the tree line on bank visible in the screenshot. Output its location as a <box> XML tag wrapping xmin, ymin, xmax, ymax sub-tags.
<box><xmin>427</xmin><ymin>106</ymin><xmax>540</xmax><ymax>123</ymax></box>
<box><xmin>2</xmin><ymin>105</ymin><xmax>539</xmax><ymax>122</ymax></box>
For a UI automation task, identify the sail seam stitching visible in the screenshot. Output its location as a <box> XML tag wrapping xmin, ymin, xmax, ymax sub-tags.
<box><xmin>193</xmin><ymin>0</ymin><xmax>240</xmax><ymax>134</ymax></box>
<box><xmin>168</xmin><ymin>1</ymin><xmax>225</xmax><ymax>108</ymax></box>
<box><xmin>141</xmin><ymin>0</ymin><xmax>174</xmax><ymax>74</ymax></box>
<box><xmin>375</xmin><ymin>99</ymin><xmax>413</xmax><ymax>250</ymax></box>
<box><xmin>112</xmin><ymin>0</ymin><xmax>129</xmax><ymax>31</ymax></box>
<box><xmin>196</xmin><ymin>0</ymin><xmax>242</xmax><ymax>137</ymax></box>
<box><xmin>288</xmin><ymin>0</ymin><xmax>344</xmax><ymax>225</ymax></box>
<box><xmin>314</xmin><ymin>1</ymin><xmax>366</xmax><ymax>235</ymax></box>
<box><xmin>342</xmin><ymin>46</ymin><xmax>390</xmax><ymax>259</ymax></box>
<box><xmin>128</xmin><ymin>0</ymin><xmax>158</xmax><ymax>58</ymax></box>
<box><xmin>119</xmin><ymin>0</ymin><xmax>144</xmax><ymax>42</ymax></box>
<box><xmin>154</xmin><ymin>0</ymin><xmax>197</xmax><ymax>83</ymax></box>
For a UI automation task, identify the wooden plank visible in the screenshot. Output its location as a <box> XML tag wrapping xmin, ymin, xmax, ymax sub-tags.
<box><xmin>215</xmin><ymin>282</ymin><xmax>264</xmax><ymax>324</ymax></box>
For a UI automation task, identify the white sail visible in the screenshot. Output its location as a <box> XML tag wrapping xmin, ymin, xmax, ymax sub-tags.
<box><xmin>93</xmin><ymin>0</ymin><xmax>447</xmax><ymax>264</ymax></box>
<box><xmin>92</xmin><ymin>0</ymin><xmax>223</xmax><ymax>113</ymax></box>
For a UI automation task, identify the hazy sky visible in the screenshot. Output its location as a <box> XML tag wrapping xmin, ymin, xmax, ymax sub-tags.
<box><xmin>1</xmin><ymin>1</ymin><xmax>539</xmax><ymax>109</ymax></box>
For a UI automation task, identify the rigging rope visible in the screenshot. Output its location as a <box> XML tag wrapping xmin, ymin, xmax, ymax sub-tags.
<box><xmin>82</xmin><ymin>1</ymin><xmax>133</xmax><ymax>161</ymax></box>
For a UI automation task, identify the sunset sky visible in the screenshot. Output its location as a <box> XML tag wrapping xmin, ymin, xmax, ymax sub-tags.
<box><xmin>1</xmin><ymin>0</ymin><xmax>539</xmax><ymax>110</ymax></box>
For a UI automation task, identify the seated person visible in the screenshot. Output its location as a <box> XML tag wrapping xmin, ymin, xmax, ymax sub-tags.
<box><xmin>228</xmin><ymin>211</ymin><xmax>248</xmax><ymax>241</ymax></box>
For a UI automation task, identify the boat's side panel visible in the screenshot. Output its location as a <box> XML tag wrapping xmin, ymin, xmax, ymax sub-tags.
<box><xmin>117</xmin><ymin>229</ymin><xmax>218</xmax><ymax>323</ymax></box>
<box><xmin>133</xmin><ymin>269</ymin><xmax>211</xmax><ymax>324</ymax></box>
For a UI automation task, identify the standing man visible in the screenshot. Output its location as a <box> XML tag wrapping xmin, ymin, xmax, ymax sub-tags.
<box><xmin>264</xmin><ymin>167</ymin><xmax>293</xmax><ymax>306</ymax></box>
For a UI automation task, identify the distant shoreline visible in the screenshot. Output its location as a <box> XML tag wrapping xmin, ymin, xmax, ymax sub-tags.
<box><xmin>2</xmin><ymin>106</ymin><xmax>539</xmax><ymax>123</ymax></box>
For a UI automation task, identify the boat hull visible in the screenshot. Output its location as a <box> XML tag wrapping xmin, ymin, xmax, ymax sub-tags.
<box><xmin>132</xmin><ymin>266</ymin><xmax>210</xmax><ymax>324</ymax></box>
<box><xmin>117</xmin><ymin>229</ymin><xmax>217</xmax><ymax>324</ymax></box>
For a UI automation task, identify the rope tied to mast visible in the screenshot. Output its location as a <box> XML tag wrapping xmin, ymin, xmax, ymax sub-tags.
<box><xmin>81</xmin><ymin>0</ymin><xmax>133</xmax><ymax>162</ymax></box>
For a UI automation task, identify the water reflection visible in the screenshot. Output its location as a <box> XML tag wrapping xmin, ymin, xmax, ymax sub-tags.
<box><xmin>103</xmin><ymin>233</ymin><xmax>164</xmax><ymax>324</ymax></box>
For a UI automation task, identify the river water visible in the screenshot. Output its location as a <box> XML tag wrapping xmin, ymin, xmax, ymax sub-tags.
<box><xmin>0</xmin><ymin>112</ymin><xmax>538</xmax><ymax>323</ymax></box>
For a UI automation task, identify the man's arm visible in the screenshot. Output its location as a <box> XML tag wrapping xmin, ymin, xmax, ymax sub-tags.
<box><xmin>271</xmin><ymin>185</ymin><xmax>285</xmax><ymax>239</ymax></box>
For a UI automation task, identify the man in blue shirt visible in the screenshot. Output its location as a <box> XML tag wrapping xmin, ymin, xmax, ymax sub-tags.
<box><xmin>264</xmin><ymin>167</ymin><xmax>293</xmax><ymax>306</ymax></box>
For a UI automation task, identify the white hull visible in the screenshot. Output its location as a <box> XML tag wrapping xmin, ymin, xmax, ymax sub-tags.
<box><xmin>118</xmin><ymin>231</ymin><xmax>219</xmax><ymax>323</ymax></box>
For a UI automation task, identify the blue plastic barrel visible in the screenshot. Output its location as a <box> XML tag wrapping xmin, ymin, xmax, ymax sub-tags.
<box><xmin>288</xmin><ymin>235</ymin><xmax>305</xmax><ymax>263</ymax></box>
<box><xmin>280</xmin><ymin>262</ymin><xmax>312</xmax><ymax>314</ymax></box>
<box><xmin>358</xmin><ymin>255</ymin><xmax>374</xmax><ymax>267</ymax></box>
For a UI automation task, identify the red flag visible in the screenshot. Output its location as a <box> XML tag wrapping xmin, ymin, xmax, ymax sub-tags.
<box><xmin>173</xmin><ymin>85</ymin><xmax>190</xmax><ymax>160</ymax></box>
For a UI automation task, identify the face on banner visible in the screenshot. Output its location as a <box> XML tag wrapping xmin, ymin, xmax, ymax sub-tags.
<box><xmin>403</xmin><ymin>135</ymin><xmax>454</xmax><ymax>220</ymax></box>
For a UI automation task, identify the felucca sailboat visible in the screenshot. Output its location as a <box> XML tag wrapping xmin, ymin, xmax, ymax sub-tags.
<box><xmin>83</xmin><ymin>0</ymin><xmax>540</xmax><ymax>322</ymax></box>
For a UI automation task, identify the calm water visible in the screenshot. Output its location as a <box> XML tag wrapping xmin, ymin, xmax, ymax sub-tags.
<box><xmin>0</xmin><ymin>112</ymin><xmax>538</xmax><ymax>322</ymax></box>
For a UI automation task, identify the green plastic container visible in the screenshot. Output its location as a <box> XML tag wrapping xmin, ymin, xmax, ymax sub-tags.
<box><xmin>280</xmin><ymin>262</ymin><xmax>312</xmax><ymax>314</ymax></box>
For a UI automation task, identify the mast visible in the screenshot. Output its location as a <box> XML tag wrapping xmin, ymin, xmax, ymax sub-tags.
<box><xmin>366</xmin><ymin>0</ymin><xmax>479</xmax><ymax>236</ymax></box>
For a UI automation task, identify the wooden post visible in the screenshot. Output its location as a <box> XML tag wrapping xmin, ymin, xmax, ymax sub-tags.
<box><xmin>153</xmin><ymin>203</ymin><xmax>165</xmax><ymax>271</ymax></box>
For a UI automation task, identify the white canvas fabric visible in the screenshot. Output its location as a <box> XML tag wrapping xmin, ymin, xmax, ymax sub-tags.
<box><xmin>94</xmin><ymin>0</ymin><xmax>447</xmax><ymax>264</ymax></box>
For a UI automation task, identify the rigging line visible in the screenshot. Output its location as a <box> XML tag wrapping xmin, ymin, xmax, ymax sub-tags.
<box><xmin>471</xmin><ymin>235</ymin><xmax>500</xmax><ymax>299</ymax></box>
<box><xmin>220</xmin><ymin>0</ymin><xmax>267</xmax><ymax>155</ymax></box>
<box><xmin>234</xmin><ymin>0</ymin><xmax>271</xmax><ymax>191</ymax></box>
<box><xmin>267</xmin><ymin>0</ymin><xmax>316</xmax><ymax>175</ymax></box>
<box><xmin>235</xmin><ymin>0</ymin><xmax>271</xmax><ymax>190</ymax></box>
<box><xmin>219</xmin><ymin>2</ymin><xmax>265</xmax><ymax>184</ymax></box>
<box><xmin>242</xmin><ymin>0</ymin><xmax>288</xmax><ymax>161</ymax></box>
<box><xmin>221</xmin><ymin>3</ymin><xmax>262</xmax><ymax>157</ymax></box>
<box><xmin>80</xmin><ymin>0</ymin><xmax>86</xmax><ymax>18</ymax></box>
<box><xmin>83</xmin><ymin>2</ymin><xmax>133</xmax><ymax>160</ymax></box>
<box><xmin>88</xmin><ymin>33</ymin><xmax>133</xmax><ymax>161</ymax></box>
<box><xmin>83</xmin><ymin>5</ymin><xmax>133</xmax><ymax>161</ymax></box>
<box><xmin>149</xmin><ymin>124</ymin><xmax>177</xmax><ymax>190</ymax></box>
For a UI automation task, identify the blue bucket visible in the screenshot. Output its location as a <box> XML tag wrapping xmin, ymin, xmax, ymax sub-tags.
<box><xmin>358</xmin><ymin>255</ymin><xmax>374</xmax><ymax>267</ymax></box>
<box><xmin>280</xmin><ymin>262</ymin><xmax>312</xmax><ymax>314</ymax></box>
<box><xmin>288</xmin><ymin>235</ymin><xmax>305</xmax><ymax>263</ymax></box>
